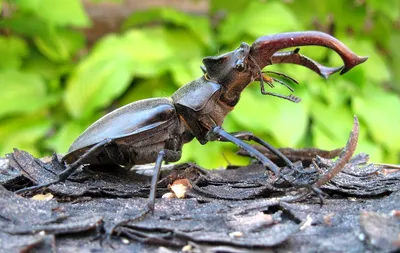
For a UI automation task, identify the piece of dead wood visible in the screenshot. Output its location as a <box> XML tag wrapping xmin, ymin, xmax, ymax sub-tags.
<box><xmin>1</xmin><ymin>118</ymin><xmax>400</xmax><ymax>252</ymax></box>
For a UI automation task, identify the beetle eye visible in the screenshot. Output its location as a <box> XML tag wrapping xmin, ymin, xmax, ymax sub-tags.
<box><xmin>235</xmin><ymin>62</ymin><xmax>245</xmax><ymax>72</ymax></box>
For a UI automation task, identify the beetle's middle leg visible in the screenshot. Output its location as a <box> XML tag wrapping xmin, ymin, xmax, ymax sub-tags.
<box><xmin>147</xmin><ymin>149</ymin><xmax>181</xmax><ymax>212</ymax></box>
<box><xmin>15</xmin><ymin>138</ymin><xmax>114</xmax><ymax>194</ymax></box>
<box><xmin>208</xmin><ymin>126</ymin><xmax>280</xmax><ymax>176</ymax></box>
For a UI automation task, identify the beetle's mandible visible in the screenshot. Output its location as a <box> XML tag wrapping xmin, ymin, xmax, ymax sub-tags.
<box><xmin>16</xmin><ymin>31</ymin><xmax>368</xmax><ymax>211</ymax></box>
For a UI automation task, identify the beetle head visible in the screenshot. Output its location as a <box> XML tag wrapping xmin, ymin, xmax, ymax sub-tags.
<box><xmin>202</xmin><ymin>42</ymin><xmax>253</xmax><ymax>86</ymax></box>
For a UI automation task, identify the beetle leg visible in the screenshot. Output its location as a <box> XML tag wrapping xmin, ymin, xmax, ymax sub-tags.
<box><xmin>147</xmin><ymin>149</ymin><xmax>181</xmax><ymax>212</ymax></box>
<box><xmin>15</xmin><ymin>138</ymin><xmax>114</xmax><ymax>194</ymax></box>
<box><xmin>226</xmin><ymin>131</ymin><xmax>294</xmax><ymax>168</ymax></box>
<box><xmin>208</xmin><ymin>126</ymin><xmax>280</xmax><ymax>176</ymax></box>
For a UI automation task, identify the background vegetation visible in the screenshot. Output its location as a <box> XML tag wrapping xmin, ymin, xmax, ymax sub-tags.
<box><xmin>1</xmin><ymin>0</ymin><xmax>399</xmax><ymax>168</ymax></box>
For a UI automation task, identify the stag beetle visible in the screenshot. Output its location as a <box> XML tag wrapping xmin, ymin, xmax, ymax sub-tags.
<box><xmin>16</xmin><ymin>31</ymin><xmax>367</xmax><ymax>211</ymax></box>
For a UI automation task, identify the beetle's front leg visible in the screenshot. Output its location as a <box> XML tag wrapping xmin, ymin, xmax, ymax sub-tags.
<box><xmin>207</xmin><ymin>126</ymin><xmax>280</xmax><ymax>176</ymax></box>
<box><xmin>224</xmin><ymin>131</ymin><xmax>294</xmax><ymax>168</ymax></box>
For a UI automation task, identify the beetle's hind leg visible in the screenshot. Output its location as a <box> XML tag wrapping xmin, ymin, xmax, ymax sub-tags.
<box><xmin>15</xmin><ymin>138</ymin><xmax>114</xmax><ymax>194</ymax></box>
<box><xmin>208</xmin><ymin>126</ymin><xmax>280</xmax><ymax>176</ymax></box>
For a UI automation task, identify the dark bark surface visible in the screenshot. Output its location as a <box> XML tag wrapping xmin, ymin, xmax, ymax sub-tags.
<box><xmin>1</xmin><ymin>147</ymin><xmax>400</xmax><ymax>253</ymax></box>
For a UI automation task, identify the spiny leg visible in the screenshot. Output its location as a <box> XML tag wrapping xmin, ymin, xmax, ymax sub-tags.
<box><xmin>208</xmin><ymin>126</ymin><xmax>280</xmax><ymax>176</ymax></box>
<box><xmin>227</xmin><ymin>131</ymin><xmax>294</xmax><ymax>168</ymax></box>
<box><xmin>15</xmin><ymin>138</ymin><xmax>113</xmax><ymax>194</ymax></box>
<box><xmin>105</xmin><ymin>149</ymin><xmax>180</xmax><ymax>244</ymax></box>
<box><xmin>220</xmin><ymin>131</ymin><xmax>306</xmax><ymax>185</ymax></box>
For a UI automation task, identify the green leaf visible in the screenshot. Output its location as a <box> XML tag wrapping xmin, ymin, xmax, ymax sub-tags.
<box><xmin>180</xmin><ymin>140</ymin><xmax>229</xmax><ymax>169</ymax></box>
<box><xmin>0</xmin><ymin>70</ymin><xmax>59</xmax><ymax>118</ymax></box>
<box><xmin>229</xmin><ymin>87</ymin><xmax>275</xmax><ymax>133</ymax></box>
<box><xmin>311</xmin><ymin>100</ymin><xmax>354</xmax><ymax>149</ymax></box>
<box><xmin>330</xmin><ymin>38</ymin><xmax>390</xmax><ymax>84</ymax></box>
<box><xmin>230</xmin><ymin>86</ymin><xmax>309</xmax><ymax>147</ymax></box>
<box><xmin>0</xmin><ymin>114</ymin><xmax>52</xmax><ymax>157</ymax></box>
<box><xmin>90</xmin><ymin>0</ymin><xmax>122</xmax><ymax>2</ymax></box>
<box><xmin>263</xmin><ymin>91</ymin><xmax>310</xmax><ymax>147</ymax></box>
<box><xmin>389</xmin><ymin>32</ymin><xmax>400</xmax><ymax>91</ymax></box>
<box><xmin>118</xmin><ymin>78</ymin><xmax>176</xmax><ymax>107</ymax></box>
<box><xmin>312</xmin><ymin>78</ymin><xmax>357</xmax><ymax>107</ymax></box>
<box><xmin>17</xmin><ymin>0</ymin><xmax>90</xmax><ymax>27</ymax></box>
<box><xmin>65</xmin><ymin>28</ymin><xmax>192</xmax><ymax>118</ymax></box>
<box><xmin>45</xmin><ymin>119</ymin><xmax>93</xmax><ymax>154</ymax></box>
<box><xmin>169</xmin><ymin>59</ymin><xmax>203</xmax><ymax>86</ymax></box>
<box><xmin>162</xmin><ymin>29</ymin><xmax>204</xmax><ymax>85</ymax></box>
<box><xmin>119</xmin><ymin>29</ymin><xmax>175</xmax><ymax>75</ymax></box>
<box><xmin>218</xmin><ymin>1</ymin><xmax>301</xmax><ymax>44</ymax></box>
<box><xmin>122</xmin><ymin>8</ymin><xmax>211</xmax><ymax>45</ymax></box>
<box><xmin>64</xmin><ymin>53</ymin><xmax>133</xmax><ymax>118</ymax></box>
<box><xmin>22</xmin><ymin>51</ymin><xmax>67</xmax><ymax>82</ymax></box>
<box><xmin>356</xmin><ymin>134</ymin><xmax>384</xmax><ymax>163</ymax></box>
<box><xmin>366</xmin><ymin>0</ymin><xmax>400</xmax><ymax>21</ymax></box>
<box><xmin>34</xmin><ymin>27</ymin><xmax>85</xmax><ymax>62</ymax></box>
<box><xmin>210</xmin><ymin>0</ymin><xmax>249</xmax><ymax>14</ymax></box>
<box><xmin>0</xmin><ymin>14</ymin><xmax>49</xmax><ymax>37</ymax></box>
<box><xmin>353</xmin><ymin>89</ymin><xmax>400</xmax><ymax>151</ymax></box>
<box><xmin>0</xmin><ymin>36</ymin><xmax>29</xmax><ymax>70</ymax></box>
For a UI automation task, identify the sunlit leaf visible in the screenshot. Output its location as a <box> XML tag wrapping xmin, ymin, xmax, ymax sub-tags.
<box><xmin>218</xmin><ymin>1</ymin><xmax>301</xmax><ymax>44</ymax></box>
<box><xmin>389</xmin><ymin>33</ymin><xmax>400</xmax><ymax>90</ymax></box>
<box><xmin>23</xmin><ymin>51</ymin><xmax>70</xmax><ymax>82</ymax></box>
<box><xmin>0</xmin><ymin>36</ymin><xmax>29</xmax><ymax>70</ymax></box>
<box><xmin>181</xmin><ymin>141</ymin><xmax>230</xmax><ymax>169</ymax></box>
<box><xmin>311</xmin><ymin>100</ymin><xmax>354</xmax><ymax>149</ymax></box>
<box><xmin>34</xmin><ymin>28</ymin><xmax>85</xmax><ymax>62</ymax></box>
<box><xmin>118</xmin><ymin>78</ymin><xmax>176</xmax><ymax>107</ymax></box>
<box><xmin>0</xmin><ymin>70</ymin><xmax>59</xmax><ymax>118</ymax></box>
<box><xmin>211</xmin><ymin>0</ymin><xmax>249</xmax><ymax>13</ymax></box>
<box><xmin>366</xmin><ymin>0</ymin><xmax>400</xmax><ymax>21</ymax></box>
<box><xmin>169</xmin><ymin>59</ymin><xmax>203</xmax><ymax>86</ymax></box>
<box><xmin>356</xmin><ymin>135</ymin><xmax>384</xmax><ymax>163</ymax></box>
<box><xmin>64</xmin><ymin>53</ymin><xmax>133</xmax><ymax>118</ymax></box>
<box><xmin>0</xmin><ymin>14</ymin><xmax>49</xmax><ymax>37</ymax></box>
<box><xmin>262</xmin><ymin>90</ymin><xmax>310</xmax><ymax>147</ymax></box>
<box><xmin>0</xmin><ymin>114</ymin><xmax>52</xmax><ymax>157</ymax></box>
<box><xmin>330</xmin><ymin>38</ymin><xmax>390</xmax><ymax>83</ymax></box>
<box><xmin>353</xmin><ymin>89</ymin><xmax>400</xmax><ymax>151</ymax></box>
<box><xmin>230</xmin><ymin>86</ymin><xmax>309</xmax><ymax>147</ymax></box>
<box><xmin>90</xmin><ymin>0</ymin><xmax>122</xmax><ymax>2</ymax></box>
<box><xmin>120</xmin><ymin>29</ymin><xmax>176</xmax><ymax>76</ymax></box>
<box><xmin>17</xmin><ymin>0</ymin><xmax>90</xmax><ymax>27</ymax></box>
<box><xmin>122</xmin><ymin>8</ymin><xmax>211</xmax><ymax>45</ymax></box>
<box><xmin>45</xmin><ymin>118</ymin><xmax>95</xmax><ymax>154</ymax></box>
<box><xmin>65</xmin><ymin>29</ymin><xmax>180</xmax><ymax>118</ymax></box>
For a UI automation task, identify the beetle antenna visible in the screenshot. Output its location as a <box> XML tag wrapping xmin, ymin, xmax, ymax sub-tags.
<box><xmin>248</xmin><ymin>54</ymin><xmax>267</xmax><ymax>89</ymax></box>
<box><xmin>264</xmin><ymin>70</ymin><xmax>299</xmax><ymax>84</ymax></box>
<box><xmin>271</xmin><ymin>77</ymin><xmax>295</xmax><ymax>92</ymax></box>
<box><xmin>248</xmin><ymin>54</ymin><xmax>301</xmax><ymax>103</ymax></box>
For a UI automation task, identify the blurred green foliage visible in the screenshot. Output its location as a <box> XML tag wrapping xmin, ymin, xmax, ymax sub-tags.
<box><xmin>0</xmin><ymin>0</ymin><xmax>399</xmax><ymax>167</ymax></box>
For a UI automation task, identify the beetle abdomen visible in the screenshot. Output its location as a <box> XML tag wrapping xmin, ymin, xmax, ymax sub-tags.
<box><xmin>63</xmin><ymin>98</ymin><xmax>182</xmax><ymax>166</ymax></box>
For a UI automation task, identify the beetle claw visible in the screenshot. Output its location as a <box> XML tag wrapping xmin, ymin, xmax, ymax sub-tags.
<box><xmin>250</xmin><ymin>31</ymin><xmax>368</xmax><ymax>77</ymax></box>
